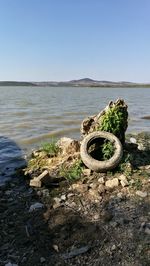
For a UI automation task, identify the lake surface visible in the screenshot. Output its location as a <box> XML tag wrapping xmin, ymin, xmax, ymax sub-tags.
<box><xmin>0</xmin><ymin>86</ymin><xmax>150</xmax><ymax>184</ymax></box>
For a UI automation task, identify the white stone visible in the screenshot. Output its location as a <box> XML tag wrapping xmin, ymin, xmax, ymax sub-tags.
<box><xmin>98</xmin><ymin>177</ymin><xmax>105</xmax><ymax>184</ymax></box>
<box><xmin>130</xmin><ymin>137</ymin><xmax>137</xmax><ymax>144</ymax></box>
<box><xmin>93</xmin><ymin>214</ymin><xmax>100</xmax><ymax>220</ymax></box>
<box><xmin>111</xmin><ymin>244</ymin><xmax>116</xmax><ymax>251</ymax></box>
<box><xmin>29</xmin><ymin>202</ymin><xmax>44</xmax><ymax>212</ymax></box>
<box><xmin>61</xmin><ymin>194</ymin><xmax>66</xmax><ymax>201</ymax></box>
<box><xmin>136</xmin><ymin>191</ymin><xmax>148</xmax><ymax>198</ymax></box>
<box><xmin>105</xmin><ymin>178</ymin><xmax>119</xmax><ymax>188</ymax></box>
<box><xmin>83</xmin><ymin>169</ymin><xmax>91</xmax><ymax>176</ymax></box>
<box><xmin>138</xmin><ymin>143</ymin><xmax>145</xmax><ymax>151</ymax></box>
<box><xmin>119</xmin><ymin>175</ymin><xmax>129</xmax><ymax>187</ymax></box>
<box><xmin>52</xmin><ymin>244</ymin><xmax>59</xmax><ymax>252</ymax></box>
<box><xmin>53</xmin><ymin>197</ymin><xmax>61</xmax><ymax>204</ymax></box>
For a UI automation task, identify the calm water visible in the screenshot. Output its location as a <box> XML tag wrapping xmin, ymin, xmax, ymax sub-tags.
<box><xmin>0</xmin><ymin>86</ymin><xmax>150</xmax><ymax>183</ymax></box>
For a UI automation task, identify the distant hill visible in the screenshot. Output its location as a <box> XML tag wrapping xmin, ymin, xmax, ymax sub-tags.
<box><xmin>0</xmin><ymin>79</ymin><xmax>150</xmax><ymax>87</ymax></box>
<box><xmin>0</xmin><ymin>81</ymin><xmax>36</xmax><ymax>86</ymax></box>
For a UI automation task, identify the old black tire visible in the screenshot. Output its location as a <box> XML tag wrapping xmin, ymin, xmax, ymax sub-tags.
<box><xmin>80</xmin><ymin>131</ymin><xmax>123</xmax><ymax>172</ymax></box>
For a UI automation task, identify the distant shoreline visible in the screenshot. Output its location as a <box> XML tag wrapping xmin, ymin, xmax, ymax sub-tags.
<box><xmin>0</xmin><ymin>78</ymin><xmax>150</xmax><ymax>88</ymax></box>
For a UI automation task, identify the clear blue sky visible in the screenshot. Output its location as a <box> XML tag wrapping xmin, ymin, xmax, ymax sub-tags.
<box><xmin>0</xmin><ymin>0</ymin><xmax>150</xmax><ymax>82</ymax></box>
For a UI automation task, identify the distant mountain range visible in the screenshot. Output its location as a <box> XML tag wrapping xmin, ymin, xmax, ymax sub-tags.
<box><xmin>0</xmin><ymin>78</ymin><xmax>150</xmax><ymax>87</ymax></box>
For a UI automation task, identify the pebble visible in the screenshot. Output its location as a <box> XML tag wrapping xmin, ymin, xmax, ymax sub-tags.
<box><xmin>145</xmin><ymin>227</ymin><xmax>150</xmax><ymax>235</ymax></box>
<box><xmin>98</xmin><ymin>177</ymin><xmax>105</xmax><ymax>184</ymax></box>
<box><xmin>89</xmin><ymin>188</ymin><xmax>101</xmax><ymax>200</ymax></box>
<box><xmin>135</xmin><ymin>191</ymin><xmax>147</xmax><ymax>198</ymax></box>
<box><xmin>93</xmin><ymin>213</ymin><xmax>100</xmax><ymax>220</ymax></box>
<box><xmin>29</xmin><ymin>202</ymin><xmax>44</xmax><ymax>212</ymax></box>
<box><xmin>119</xmin><ymin>175</ymin><xmax>129</xmax><ymax>187</ymax></box>
<box><xmin>53</xmin><ymin>197</ymin><xmax>61</xmax><ymax>209</ymax></box>
<box><xmin>111</xmin><ymin>244</ymin><xmax>116</xmax><ymax>251</ymax></box>
<box><xmin>89</xmin><ymin>182</ymin><xmax>98</xmax><ymax>189</ymax></box>
<box><xmin>98</xmin><ymin>184</ymin><xmax>105</xmax><ymax>194</ymax></box>
<box><xmin>130</xmin><ymin>137</ymin><xmax>137</xmax><ymax>144</ymax></box>
<box><xmin>40</xmin><ymin>257</ymin><xmax>46</xmax><ymax>263</ymax></box>
<box><xmin>67</xmin><ymin>193</ymin><xmax>74</xmax><ymax>198</ymax></box>
<box><xmin>105</xmin><ymin>178</ymin><xmax>119</xmax><ymax>189</ymax></box>
<box><xmin>83</xmin><ymin>169</ymin><xmax>91</xmax><ymax>176</ymax></box>
<box><xmin>54</xmin><ymin>197</ymin><xmax>61</xmax><ymax>204</ymax></box>
<box><xmin>60</xmin><ymin>194</ymin><xmax>66</xmax><ymax>201</ymax></box>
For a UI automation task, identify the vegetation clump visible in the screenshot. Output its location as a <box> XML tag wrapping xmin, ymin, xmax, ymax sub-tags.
<box><xmin>95</xmin><ymin>100</ymin><xmax>128</xmax><ymax>160</ymax></box>
<box><xmin>41</xmin><ymin>139</ymin><xmax>60</xmax><ymax>157</ymax></box>
<box><xmin>60</xmin><ymin>159</ymin><xmax>83</xmax><ymax>181</ymax></box>
<box><xmin>97</xmin><ymin>100</ymin><xmax>128</xmax><ymax>144</ymax></box>
<box><xmin>101</xmin><ymin>139</ymin><xmax>115</xmax><ymax>160</ymax></box>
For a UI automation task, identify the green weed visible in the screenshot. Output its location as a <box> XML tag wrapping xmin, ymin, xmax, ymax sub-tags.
<box><xmin>96</xmin><ymin>103</ymin><xmax>128</xmax><ymax>160</ymax></box>
<box><xmin>98</xmin><ymin>105</ymin><xmax>127</xmax><ymax>138</ymax></box>
<box><xmin>102</xmin><ymin>140</ymin><xmax>115</xmax><ymax>160</ymax></box>
<box><xmin>60</xmin><ymin>160</ymin><xmax>83</xmax><ymax>181</ymax></box>
<box><xmin>41</xmin><ymin>139</ymin><xmax>59</xmax><ymax>156</ymax></box>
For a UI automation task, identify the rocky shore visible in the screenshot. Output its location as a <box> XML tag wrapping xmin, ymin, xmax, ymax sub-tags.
<box><xmin>0</xmin><ymin>132</ymin><xmax>150</xmax><ymax>266</ymax></box>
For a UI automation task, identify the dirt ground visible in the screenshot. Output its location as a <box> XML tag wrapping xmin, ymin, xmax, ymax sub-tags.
<box><xmin>0</xmin><ymin>134</ymin><xmax>150</xmax><ymax>266</ymax></box>
<box><xmin>0</xmin><ymin>169</ymin><xmax>149</xmax><ymax>266</ymax></box>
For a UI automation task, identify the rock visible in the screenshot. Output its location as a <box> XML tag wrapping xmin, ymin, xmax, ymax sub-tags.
<box><xmin>145</xmin><ymin>165</ymin><xmax>150</xmax><ymax>170</ymax></box>
<box><xmin>53</xmin><ymin>203</ymin><xmax>61</xmax><ymax>209</ymax></box>
<box><xmin>57</xmin><ymin>137</ymin><xmax>80</xmax><ymax>155</ymax></box>
<box><xmin>40</xmin><ymin>257</ymin><xmax>46</xmax><ymax>263</ymax></box>
<box><xmin>30</xmin><ymin>170</ymin><xmax>49</xmax><ymax>187</ymax></box>
<box><xmin>119</xmin><ymin>174</ymin><xmax>129</xmax><ymax>187</ymax></box>
<box><xmin>83</xmin><ymin>169</ymin><xmax>91</xmax><ymax>176</ymax></box>
<box><xmin>98</xmin><ymin>177</ymin><xmax>105</xmax><ymax>184</ymax></box>
<box><xmin>29</xmin><ymin>202</ymin><xmax>44</xmax><ymax>212</ymax></box>
<box><xmin>138</xmin><ymin>143</ymin><xmax>146</xmax><ymax>151</ymax></box>
<box><xmin>105</xmin><ymin>178</ymin><xmax>119</xmax><ymax>189</ymax></box>
<box><xmin>98</xmin><ymin>184</ymin><xmax>105</xmax><ymax>194</ymax></box>
<box><xmin>111</xmin><ymin>244</ymin><xmax>116</xmax><ymax>251</ymax></box>
<box><xmin>130</xmin><ymin>137</ymin><xmax>137</xmax><ymax>144</ymax></box>
<box><xmin>136</xmin><ymin>191</ymin><xmax>148</xmax><ymax>198</ymax></box>
<box><xmin>145</xmin><ymin>227</ymin><xmax>150</xmax><ymax>235</ymax></box>
<box><xmin>60</xmin><ymin>194</ymin><xmax>66</xmax><ymax>201</ymax></box>
<box><xmin>52</xmin><ymin>244</ymin><xmax>59</xmax><ymax>252</ymax></box>
<box><xmin>88</xmin><ymin>188</ymin><xmax>102</xmax><ymax>201</ymax></box>
<box><xmin>72</xmin><ymin>183</ymin><xmax>88</xmax><ymax>193</ymax></box>
<box><xmin>93</xmin><ymin>213</ymin><xmax>100</xmax><ymax>220</ymax></box>
<box><xmin>88</xmin><ymin>182</ymin><xmax>98</xmax><ymax>189</ymax></box>
<box><xmin>67</xmin><ymin>193</ymin><xmax>74</xmax><ymax>198</ymax></box>
<box><xmin>53</xmin><ymin>197</ymin><xmax>61</xmax><ymax>204</ymax></box>
<box><xmin>117</xmin><ymin>192</ymin><xmax>125</xmax><ymax>200</ymax></box>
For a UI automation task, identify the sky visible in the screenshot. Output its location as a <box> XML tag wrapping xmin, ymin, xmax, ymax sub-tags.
<box><xmin>0</xmin><ymin>0</ymin><xmax>150</xmax><ymax>82</ymax></box>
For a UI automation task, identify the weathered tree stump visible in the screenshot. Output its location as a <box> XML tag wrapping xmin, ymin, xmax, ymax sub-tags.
<box><xmin>81</xmin><ymin>99</ymin><xmax>128</xmax><ymax>144</ymax></box>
